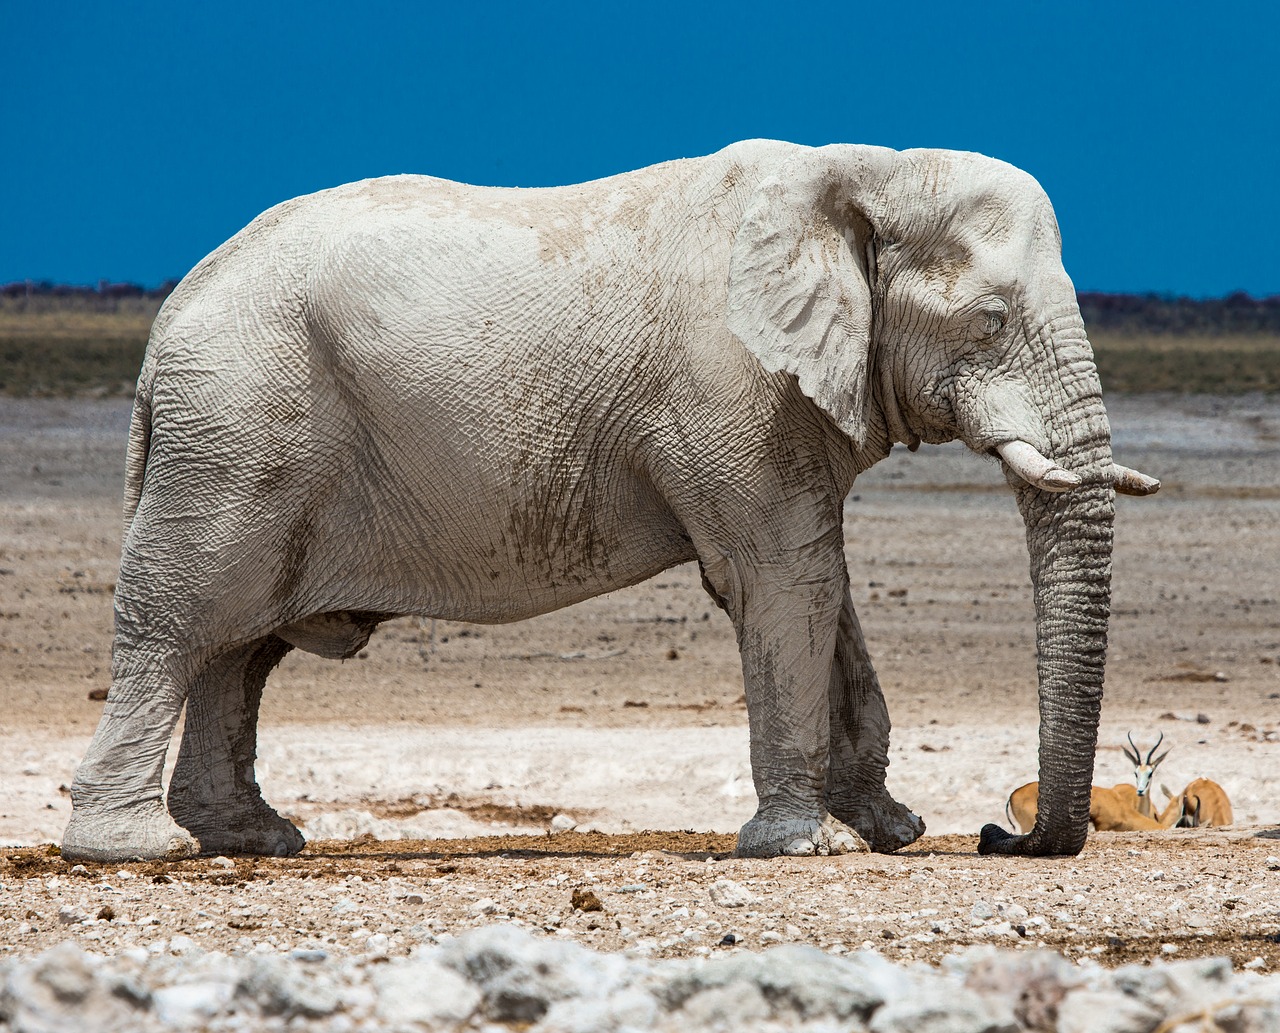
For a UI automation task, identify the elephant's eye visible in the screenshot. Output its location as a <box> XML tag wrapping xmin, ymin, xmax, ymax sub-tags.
<box><xmin>974</xmin><ymin>303</ymin><xmax>1009</xmax><ymax>341</ymax></box>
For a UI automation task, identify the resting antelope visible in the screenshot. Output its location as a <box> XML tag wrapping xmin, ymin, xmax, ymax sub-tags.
<box><xmin>1111</xmin><ymin>782</ymin><xmax>1183</xmax><ymax>827</ymax></box>
<box><xmin>1005</xmin><ymin>782</ymin><xmax>1177</xmax><ymax>834</ymax></box>
<box><xmin>1178</xmin><ymin>777</ymin><xmax>1233</xmax><ymax>827</ymax></box>
<box><xmin>1121</xmin><ymin>732</ymin><xmax>1171</xmax><ymax>820</ymax></box>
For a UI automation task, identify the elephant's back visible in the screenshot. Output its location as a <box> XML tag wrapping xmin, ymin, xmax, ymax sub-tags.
<box><xmin>150</xmin><ymin>140</ymin><xmax>795</xmax><ymax>349</ymax></box>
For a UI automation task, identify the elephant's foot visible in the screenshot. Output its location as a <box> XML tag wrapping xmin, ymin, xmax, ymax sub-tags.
<box><xmin>829</xmin><ymin>789</ymin><xmax>926</xmax><ymax>853</ymax></box>
<box><xmin>169</xmin><ymin>793</ymin><xmax>305</xmax><ymax>857</ymax></box>
<box><xmin>62</xmin><ymin>799</ymin><xmax>199</xmax><ymax>863</ymax></box>
<box><xmin>735</xmin><ymin>812</ymin><xmax>871</xmax><ymax>858</ymax></box>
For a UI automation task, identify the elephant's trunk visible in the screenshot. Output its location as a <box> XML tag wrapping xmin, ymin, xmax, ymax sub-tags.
<box><xmin>977</xmin><ymin>315</ymin><xmax>1116</xmax><ymax>856</ymax></box>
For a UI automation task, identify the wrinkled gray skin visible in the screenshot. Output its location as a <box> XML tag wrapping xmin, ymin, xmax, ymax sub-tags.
<box><xmin>62</xmin><ymin>140</ymin><xmax>1155</xmax><ymax>863</ymax></box>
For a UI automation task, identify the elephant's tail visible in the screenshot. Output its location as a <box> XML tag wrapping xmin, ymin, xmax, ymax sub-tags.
<box><xmin>121</xmin><ymin>354</ymin><xmax>156</xmax><ymax>531</ymax></box>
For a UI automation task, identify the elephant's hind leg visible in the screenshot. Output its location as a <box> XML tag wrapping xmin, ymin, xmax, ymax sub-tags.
<box><xmin>825</xmin><ymin>588</ymin><xmax>924</xmax><ymax>851</ymax></box>
<box><xmin>167</xmin><ymin>635</ymin><xmax>305</xmax><ymax>857</ymax></box>
<box><xmin>63</xmin><ymin>657</ymin><xmax>198</xmax><ymax>862</ymax></box>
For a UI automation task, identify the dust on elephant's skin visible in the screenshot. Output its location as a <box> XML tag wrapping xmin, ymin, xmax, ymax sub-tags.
<box><xmin>61</xmin><ymin>139</ymin><xmax>1156</xmax><ymax>863</ymax></box>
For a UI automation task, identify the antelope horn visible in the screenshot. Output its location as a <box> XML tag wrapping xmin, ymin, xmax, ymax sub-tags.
<box><xmin>995</xmin><ymin>440</ymin><xmax>1082</xmax><ymax>493</ymax></box>
<box><xmin>1146</xmin><ymin>731</ymin><xmax>1165</xmax><ymax>765</ymax></box>
<box><xmin>1123</xmin><ymin>731</ymin><xmax>1141</xmax><ymax>765</ymax></box>
<box><xmin>1113</xmin><ymin>463</ymin><xmax>1161</xmax><ymax>496</ymax></box>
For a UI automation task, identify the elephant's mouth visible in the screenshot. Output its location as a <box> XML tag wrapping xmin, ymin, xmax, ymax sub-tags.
<box><xmin>877</xmin><ymin>370</ymin><xmax>923</xmax><ymax>451</ymax></box>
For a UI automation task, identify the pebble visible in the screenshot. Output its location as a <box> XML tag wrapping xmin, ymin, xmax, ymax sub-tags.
<box><xmin>708</xmin><ymin>878</ymin><xmax>758</xmax><ymax>908</ymax></box>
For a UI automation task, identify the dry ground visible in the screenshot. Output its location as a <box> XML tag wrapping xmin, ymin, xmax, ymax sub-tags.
<box><xmin>1</xmin><ymin>393</ymin><xmax>1278</xmax><ymax>968</ymax></box>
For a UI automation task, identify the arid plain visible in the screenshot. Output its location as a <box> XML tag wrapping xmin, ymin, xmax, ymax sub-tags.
<box><xmin>2</xmin><ymin>392</ymin><xmax>1279</xmax><ymax>968</ymax></box>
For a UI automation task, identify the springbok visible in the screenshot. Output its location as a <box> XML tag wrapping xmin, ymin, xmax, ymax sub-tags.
<box><xmin>1178</xmin><ymin>778</ymin><xmax>1233</xmax><ymax>827</ymax></box>
<box><xmin>1006</xmin><ymin>781</ymin><xmax>1039</xmax><ymax>833</ymax></box>
<box><xmin>1121</xmin><ymin>732</ymin><xmax>1171</xmax><ymax>819</ymax></box>
<box><xmin>1111</xmin><ymin>782</ymin><xmax>1183</xmax><ymax>827</ymax></box>
<box><xmin>1005</xmin><ymin>782</ymin><xmax>1173</xmax><ymax>834</ymax></box>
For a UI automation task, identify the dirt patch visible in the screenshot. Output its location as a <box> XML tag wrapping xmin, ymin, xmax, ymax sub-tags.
<box><xmin>6</xmin><ymin>830</ymin><xmax>1280</xmax><ymax>970</ymax></box>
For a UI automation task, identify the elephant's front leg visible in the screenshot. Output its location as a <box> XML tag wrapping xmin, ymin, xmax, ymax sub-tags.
<box><xmin>712</xmin><ymin>552</ymin><xmax>871</xmax><ymax>858</ymax></box>
<box><xmin>825</xmin><ymin>588</ymin><xmax>925</xmax><ymax>851</ymax></box>
<box><xmin>167</xmin><ymin>636</ymin><xmax>305</xmax><ymax>857</ymax></box>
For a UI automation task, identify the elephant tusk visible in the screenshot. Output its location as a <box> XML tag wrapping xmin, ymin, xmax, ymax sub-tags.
<box><xmin>1112</xmin><ymin>463</ymin><xmax>1160</xmax><ymax>496</ymax></box>
<box><xmin>995</xmin><ymin>440</ymin><xmax>1082</xmax><ymax>493</ymax></box>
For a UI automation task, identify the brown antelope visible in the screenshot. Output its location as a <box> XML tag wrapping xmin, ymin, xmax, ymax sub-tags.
<box><xmin>1121</xmin><ymin>732</ymin><xmax>1171</xmax><ymax>819</ymax></box>
<box><xmin>1005</xmin><ymin>782</ymin><xmax>1172</xmax><ymax>834</ymax></box>
<box><xmin>1109</xmin><ymin>783</ymin><xmax>1183</xmax><ymax>827</ymax></box>
<box><xmin>1006</xmin><ymin>781</ymin><xmax>1040</xmax><ymax>833</ymax></box>
<box><xmin>1178</xmin><ymin>777</ymin><xmax>1233</xmax><ymax>827</ymax></box>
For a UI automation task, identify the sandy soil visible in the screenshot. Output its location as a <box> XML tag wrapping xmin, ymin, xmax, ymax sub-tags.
<box><xmin>2</xmin><ymin>393</ymin><xmax>1279</xmax><ymax>968</ymax></box>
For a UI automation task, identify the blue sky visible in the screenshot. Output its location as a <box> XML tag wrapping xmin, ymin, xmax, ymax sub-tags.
<box><xmin>4</xmin><ymin>1</ymin><xmax>1277</xmax><ymax>296</ymax></box>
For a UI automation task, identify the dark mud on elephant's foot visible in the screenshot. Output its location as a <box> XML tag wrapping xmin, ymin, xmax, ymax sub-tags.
<box><xmin>168</xmin><ymin>796</ymin><xmax>306</xmax><ymax>858</ymax></box>
<box><xmin>62</xmin><ymin>801</ymin><xmax>200</xmax><ymax>863</ymax></box>
<box><xmin>977</xmin><ymin>822</ymin><xmax>1084</xmax><ymax>857</ymax></box>
<box><xmin>830</xmin><ymin>791</ymin><xmax>926</xmax><ymax>853</ymax></box>
<box><xmin>735</xmin><ymin>812</ymin><xmax>871</xmax><ymax>858</ymax></box>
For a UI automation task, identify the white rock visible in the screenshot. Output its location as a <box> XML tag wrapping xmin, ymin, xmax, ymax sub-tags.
<box><xmin>237</xmin><ymin>954</ymin><xmax>341</xmax><ymax>1018</ymax></box>
<box><xmin>550</xmin><ymin>813</ymin><xmax>578</xmax><ymax>832</ymax></box>
<box><xmin>1056</xmin><ymin>989</ymin><xmax>1161</xmax><ymax>1033</ymax></box>
<box><xmin>997</xmin><ymin>902</ymin><xmax>1028</xmax><ymax>923</ymax></box>
<box><xmin>209</xmin><ymin>856</ymin><xmax>235</xmax><ymax>869</ymax></box>
<box><xmin>436</xmin><ymin>924</ymin><xmax>629</xmax><ymax>1024</ymax></box>
<box><xmin>869</xmin><ymin>984</ymin><xmax>1018</xmax><ymax>1033</ymax></box>
<box><xmin>677</xmin><ymin>982</ymin><xmax>772</xmax><ymax>1026</ymax></box>
<box><xmin>373</xmin><ymin>957</ymin><xmax>481</xmax><ymax>1025</ymax></box>
<box><xmin>290</xmin><ymin>948</ymin><xmax>328</xmax><ymax>962</ymax></box>
<box><xmin>540</xmin><ymin>985</ymin><xmax>659</xmax><ymax>1032</ymax></box>
<box><xmin>708</xmin><ymin>878</ymin><xmax>758</xmax><ymax>908</ymax></box>
<box><xmin>153</xmin><ymin>981</ymin><xmax>234</xmax><ymax>1025</ymax></box>
<box><xmin>168</xmin><ymin>935</ymin><xmax>199</xmax><ymax>955</ymax></box>
<box><xmin>659</xmin><ymin>943</ymin><xmax>890</xmax><ymax>1021</ymax></box>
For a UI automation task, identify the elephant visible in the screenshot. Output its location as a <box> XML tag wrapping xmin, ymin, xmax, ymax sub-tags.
<box><xmin>61</xmin><ymin>138</ymin><xmax>1159</xmax><ymax>863</ymax></box>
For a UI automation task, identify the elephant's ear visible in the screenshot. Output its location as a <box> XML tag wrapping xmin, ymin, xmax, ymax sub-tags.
<box><xmin>726</xmin><ymin>146</ymin><xmax>891</xmax><ymax>448</ymax></box>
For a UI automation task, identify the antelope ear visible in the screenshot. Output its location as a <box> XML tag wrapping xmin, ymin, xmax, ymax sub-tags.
<box><xmin>726</xmin><ymin>146</ymin><xmax>887</xmax><ymax>448</ymax></box>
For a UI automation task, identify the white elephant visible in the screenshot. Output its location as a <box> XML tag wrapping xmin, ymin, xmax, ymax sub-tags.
<box><xmin>62</xmin><ymin>139</ymin><xmax>1158</xmax><ymax>863</ymax></box>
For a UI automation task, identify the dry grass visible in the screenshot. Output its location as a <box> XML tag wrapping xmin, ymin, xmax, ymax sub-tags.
<box><xmin>1</xmin><ymin>302</ymin><xmax>1277</xmax><ymax>397</ymax></box>
<box><xmin>1090</xmin><ymin>332</ymin><xmax>1280</xmax><ymax>393</ymax></box>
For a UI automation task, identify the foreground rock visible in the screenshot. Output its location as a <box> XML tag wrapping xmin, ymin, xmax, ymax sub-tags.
<box><xmin>3</xmin><ymin>924</ymin><xmax>1278</xmax><ymax>1032</ymax></box>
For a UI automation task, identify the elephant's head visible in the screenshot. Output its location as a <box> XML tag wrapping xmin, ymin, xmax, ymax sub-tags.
<box><xmin>726</xmin><ymin>144</ymin><xmax>1159</xmax><ymax>855</ymax></box>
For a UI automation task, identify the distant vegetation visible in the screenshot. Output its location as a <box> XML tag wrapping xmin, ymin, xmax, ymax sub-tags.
<box><xmin>1</xmin><ymin>281</ymin><xmax>1278</xmax><ymax>396</ymax></box>
<box><xmin>1078</xmin><ymin>291</ymin><xmax>1280</xmax><ymax>393</ymax></box>
<box><xmin>1</xmin><ymin>282</ymin><xmax>169</xmax><ymax>397</ymax></box>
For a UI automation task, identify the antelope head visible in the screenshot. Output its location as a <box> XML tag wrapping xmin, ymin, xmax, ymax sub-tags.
<box><xmin>1122</xmin><ymin>732</ymin><xmax>1171</xmax><ymax>814</ymax></box>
